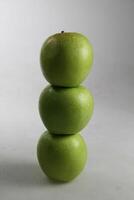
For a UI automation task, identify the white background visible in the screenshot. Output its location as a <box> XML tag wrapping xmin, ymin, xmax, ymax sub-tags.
<box><xmin>0</xmin><ymin>0</ymin><xmax>134</xmax><ymax>199</ymax></box>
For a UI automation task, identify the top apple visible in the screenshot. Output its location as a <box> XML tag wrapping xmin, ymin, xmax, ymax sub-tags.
<box><xmin>40</xmin><ymin>32</ymin><xmax>93</xmax><ymax>87</ymax></box>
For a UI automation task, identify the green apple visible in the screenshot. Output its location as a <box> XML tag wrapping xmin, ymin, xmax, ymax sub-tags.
<box><xmin>40</xmin><ymin>32</ymin><xmax>93</xmax><ymax>87</ymax></box>
<box><xmin>39</xmin><ymin>85</ymin><xmax>94</xmax><ymax>134</ymax></box>
<box><xmin>37</xmin><ymin>131</ymin><xmax>87</xmax><ymax>182</ymax></box>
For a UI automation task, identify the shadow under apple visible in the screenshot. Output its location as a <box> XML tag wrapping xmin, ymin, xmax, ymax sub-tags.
<box><xmin>0</xmin><ymin>160</ymin><xmax>52</xmax><ymax>187</ymax></box>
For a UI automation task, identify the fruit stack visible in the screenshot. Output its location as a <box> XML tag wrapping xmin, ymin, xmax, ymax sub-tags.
<box><xmin>37</xmin><ymin>32</ymin><xmax>94</xmax><ymax>182</ymax></box>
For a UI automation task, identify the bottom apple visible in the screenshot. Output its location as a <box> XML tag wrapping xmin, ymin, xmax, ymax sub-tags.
<box><xmin>37</xmin><ymin>131</ymin><xmax>87</xmax><ymax>182</ymax></box>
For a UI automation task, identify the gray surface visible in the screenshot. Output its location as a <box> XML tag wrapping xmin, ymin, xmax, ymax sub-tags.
<box><xmin>0</xmin><ymin>0</ymin><xmax>134</xmax><ymax>199</ymax></box>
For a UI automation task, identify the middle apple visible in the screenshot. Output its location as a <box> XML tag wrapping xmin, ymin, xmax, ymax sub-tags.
<box><xmin>39</xmin><ymin>85</ymin><xmax>94</xmax><ymax>135</ymax></box>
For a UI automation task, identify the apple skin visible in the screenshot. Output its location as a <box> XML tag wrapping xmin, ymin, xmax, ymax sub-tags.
<box><xmin>37</xmin><ymin>131</ymin><xmax>87</xmax><ymax>182</ymax></box>
<box><xmin>40</xmin><ymin>32</ymin><xmax>93</xmax><ymax>87</ymax></box>
<box><xmin>39</xmin><ymin>85</ymin><xmax>94</xmax><ymax>134</ymax></box>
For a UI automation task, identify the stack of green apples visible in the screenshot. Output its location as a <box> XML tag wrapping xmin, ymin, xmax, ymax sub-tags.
<box><xmin>37</xmin><ymin>32</ymin><xmax>94</xmax><ymax>182</ymax></box>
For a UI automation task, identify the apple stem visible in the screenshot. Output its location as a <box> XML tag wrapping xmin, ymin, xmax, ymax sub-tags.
<box><xmin>61</xmin><ymin>31</ymin><xmax>64</xmax><ymax>34</ymax></box>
